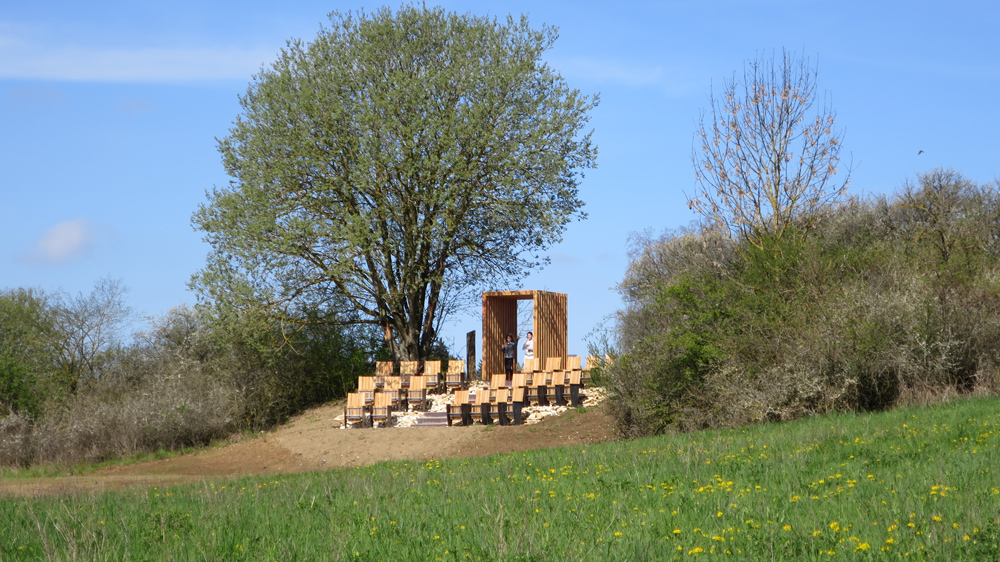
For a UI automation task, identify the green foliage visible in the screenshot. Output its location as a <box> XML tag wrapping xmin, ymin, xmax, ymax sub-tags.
<box><xmin>611</xmin><ymin>169</ymin><xmax>1000</xmax><ymax>437</ymax></box>
<box><xmin>0</xmin><ymin>288</ymin><xmax>59</xmax><ymax>417</ymax></box>
<box><xmin>0</xmin><ymin>349</ymin><xmax>38</xmax><ymax>418</ymax></box>
<box><xmin>0</xmin><ymin>294</ymin><xmax>375</xmax><ymax>467</ymax></box>
<box><xmin>6</xmin><ymin>394</ymin><xmax>1000</xmax><ymax>560</ymax></box>
<box><xmin>193</xmin><ymin>5</ymin><xmax>597</xmax><ymax>361</ymax></box>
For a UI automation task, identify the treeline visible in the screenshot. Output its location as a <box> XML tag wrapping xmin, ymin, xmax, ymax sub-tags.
<box><xmin>0</xmin><ymin>281</ymin><xmax>372</xmax><ymax>467</ymax></box>
<box><xmin>607</xmin><ymin>169</ymin><xmax>1000</xmax><ymax>437</ymax></box>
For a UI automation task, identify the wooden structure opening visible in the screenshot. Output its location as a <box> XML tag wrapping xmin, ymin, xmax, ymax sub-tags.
<box><xmin>482</xmin><ymin>290</ymin><xmax>567</xmax><ymax>380</ymax></box>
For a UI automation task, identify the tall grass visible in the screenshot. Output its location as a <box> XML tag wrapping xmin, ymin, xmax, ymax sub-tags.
<box><xmin>4</xmin><ymin>395</ymin><xmax>1000</xmax><ymax>560</ymax></box>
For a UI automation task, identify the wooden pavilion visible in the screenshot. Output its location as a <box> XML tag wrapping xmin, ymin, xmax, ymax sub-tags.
<box><xmin>481</xmin><ymin>290</ymin><xmax>567</xmax><ymax>380</ymax></box>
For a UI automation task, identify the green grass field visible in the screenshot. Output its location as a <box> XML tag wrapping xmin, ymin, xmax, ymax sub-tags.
<box><xmin>4</xmin><ymin>396</ymin><xmax>1000</xmax><ymax>561</ymax></box>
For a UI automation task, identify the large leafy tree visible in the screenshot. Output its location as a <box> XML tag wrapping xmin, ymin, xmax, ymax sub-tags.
<box><xmin>192</xmin><ymin>6</ymin><xmax>597</xmax><ymax>360</ymax></box>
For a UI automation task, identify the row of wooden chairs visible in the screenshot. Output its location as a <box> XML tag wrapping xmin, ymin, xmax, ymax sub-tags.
<box><xmin>344</xmin><ymin>359</ymin><xmax>470</xmax><ymax>427</ymax></box>
<box><xmin>446</xmin><ymin>389</ymin><xmax>527</xmax><ymax>426</ymax></box>
<box><xmin>375</xmin><ymin>360</ymin><xmax>468</xmax><ymax>391</ymax></box>
<box><xmin>446</xmin><ymin>369</ymin><xmax>591</xmax><ymax>426</ymax></box>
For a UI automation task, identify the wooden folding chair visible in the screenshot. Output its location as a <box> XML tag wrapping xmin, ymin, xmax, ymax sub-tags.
<box><xmin>525</xmin><ymin>382</ymin><xmax>541</xmax><ymax>406</ymax></box>
<box><xmin>567</xmin><ymin>369</ymin><xmax>584</xmax><ymax>407</ymax></box>
<box><xmin>566</xmin><ymin>356</ymin><xmax>582</xmax><ymax>372</ymax></box>
<box><xmin>584</xmin><ymin>355</ymin><xmax>601</xmax><ymax>386</ymax></box>
<box><xmin>384</xmin><ymin>376</ymin><xmax>402</xmax><ymax>409</ymax></box>
<box><xmin>374</xmin><ymin>360</ymin><xmax>393</xmax><ymax>389</ymax></box>
<box><xmin>344</xmin><ymin>393</ymin><xmax>368</xmax><ymax>427</ymax></box>
<box><xmin>358</xmin><ymin>376</ymin><xmax>376</xmax><ymax>407</ymax></box>
<box><xmin>539</xmin><ymin>358</ymin><xmax>557</xmax><ymax>387</ymax></box>
<box><xmin>400</xmin><ymin>360</ymin><xmax>419</xmax><ymax>389</ymax></box>
<box><xmin>423</xmin><ymin>360</ymin><xmax>442</xmax><ymax>390</ymax></box>
<box><xmin>509</xmin><ymin>387</ymin><xmax>526</xmax><ymax>424</ymax></box>
<box><xmin>407</xmin><ymin>375</ymin><xmax>428</xmax><ymax>411</ymax></box>
<box><xmin>490</xmin><ymin>388</ymin><xmax>512</xmax><ymax>425</ymax></box>
<box><xmin>469</xmin><ymin>391</ymin><xmax>491</xmax><ymax>424</ymax></box>
<box><xmin>445</xmin><ymin>360</ymin><xmax>465</xmax><ymax>390</ymax></box>
<box><xmin>547</xmin><ymin>370</ymin><xmax>568</xmax><ymax>406</ymax></box>
<box><xmin>511</xmin><ymin>373</ymin><xmax>527</xmax><ymax>389</ymax></box>
<box><xmin>371</xmin><ymin>392</ymin><xmax>392</xmax><ymax>427</ymax></box>
<box><xmin>447</xmin><ymin>390</ymin><xmax>470</xmax><ymax>426</ymax></box>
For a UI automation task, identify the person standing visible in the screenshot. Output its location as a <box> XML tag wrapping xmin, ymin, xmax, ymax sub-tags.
<box><xmin>502</xmin><ymin>334</ymin><xmax>517</xmax><ymax>378</ymax></box>
<box><xmin>522</xmin><ymin>331</ymin><xmax>534</xmax><ymax>365</ymax></box>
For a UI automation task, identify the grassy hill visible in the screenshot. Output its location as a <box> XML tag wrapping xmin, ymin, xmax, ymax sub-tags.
<box><xmin>5</xmin><ymin>394</ymin><xmax>1000</xmax><ymax>561</ymax></box>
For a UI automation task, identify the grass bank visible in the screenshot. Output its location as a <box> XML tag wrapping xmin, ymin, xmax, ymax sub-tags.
<box><xmin>4</xmin><ymin>395</ymin><xmax>1000</xmax><ymax>561</ymax></box>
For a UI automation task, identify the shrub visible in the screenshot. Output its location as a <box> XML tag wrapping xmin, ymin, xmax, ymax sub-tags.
<box><xmin>608</xmin><ymin>170</ymin><xmax>1000</xmax><ymax>437</ymax></box>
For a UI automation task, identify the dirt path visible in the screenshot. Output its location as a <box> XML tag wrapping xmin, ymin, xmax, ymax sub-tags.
<box><xmin>0</xmin><ymin>401</ymin><xmax>615</xmax><ymax>497</ymax></box>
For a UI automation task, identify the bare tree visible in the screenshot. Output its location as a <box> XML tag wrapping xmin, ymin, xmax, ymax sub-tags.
<box><xmin>58</xmin><ymin>277</ymin><xmax>133</xmax><ymax>390</ymax></box>
<box><xmin>690</xmin><ymin>50</ymin><xmax>850</xmax><ymax>249</ymax></box>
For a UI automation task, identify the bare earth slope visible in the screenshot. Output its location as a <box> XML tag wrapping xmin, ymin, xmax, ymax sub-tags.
<box><xmin>0</xmin><ymin>401</ymin><xmax>615</xmax><ymax>497</ymax></box>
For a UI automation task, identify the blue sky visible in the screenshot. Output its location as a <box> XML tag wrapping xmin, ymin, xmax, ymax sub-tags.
<box><xmin>2</xmin><ymin>0</ymin><xmax>998</xmax><ymax>359</ymax></box>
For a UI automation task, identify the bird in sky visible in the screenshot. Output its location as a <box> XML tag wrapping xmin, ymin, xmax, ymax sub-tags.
<box><xmin>918</xmin><ymin>150</ymin><xmax>924</xmax><ymax>155</ymax></box>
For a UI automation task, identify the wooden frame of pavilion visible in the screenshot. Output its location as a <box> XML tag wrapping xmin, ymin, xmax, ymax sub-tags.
<box><xmin>481</xmin><ymin>290</ymin><xmax>567</xmax><ymax>380</ymax></box>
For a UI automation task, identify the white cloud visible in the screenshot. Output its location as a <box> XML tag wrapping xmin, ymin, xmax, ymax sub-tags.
<box><xmin>24</xmin><ymin>219</ymin><xmax>96</xmax><ymax>265</ymax></box>
<box><xmin>0</xmin><ymin>24</ymin><xmax>272</xmax><ymax>82</ymax></box>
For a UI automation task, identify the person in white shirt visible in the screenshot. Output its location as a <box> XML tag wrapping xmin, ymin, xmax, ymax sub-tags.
<box><xmin>522</xmin><ymin>331</ymin><xmax>534</xmax><ymax>363</ymax></box>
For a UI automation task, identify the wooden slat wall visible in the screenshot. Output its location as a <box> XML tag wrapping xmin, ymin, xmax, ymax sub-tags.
<box><xmin>534</xmin><ymin>291</ymin><xmax>568</xmax><ymax>368</ymax></box>
<box><xmin>482</xmin><ymin>294</ymin><xmax>518</xmax><ymax>380</ymax></box>
<box><xmin>482</xmin><ymin>290</ymin><xmax>567</xmax><ymax>380</ymax></box>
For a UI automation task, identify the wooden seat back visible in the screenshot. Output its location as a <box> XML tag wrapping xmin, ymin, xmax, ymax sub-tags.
<box><xmin>422</xmin><ymin>360</ymin><xmax>442</xmax><ymax>388</ymax></box>
<box><xmin>512</xmin><ymin>373</ymin><xmax>527</xmax><ymax>388</ymax></box>
<box><xmin>372</xmin><ymin>393</ymin><xmax>391</xmax><ymax>424</ymax></box>
<box><xmin>400</xmin><ymin>361</ymin><xmax>419</xmax><ymax>375</ymax></box>
<box><xmin>490</xmin><ymin>374</ymin><xmax>508</xmax><ymax>389</ymax></box>
<box><xmin>357</xmin><ymin>377</ymin><xmax>375</xmax><ymax>406</ymax></box>
<box><xmin>469</xmin><ymin>391</ymin><xmax>490</xmax><ymax>422</ymax></box>
<box><xmin>445</xmin><ymin>360</ymin><xmax>465</xmax><ymax>389</ymax></box>
<box><xmin>522</xmin><ymin>358</ymin><xmax>539</xmax><ymax>373</ymax></box>
<box><xmin>545</xmin><ymin>356</ymin><xmax>564</xmax><ymax>371</ymax></box>
<box><xmin>407</xmin><ymin>376</ymin><xmax>427</xmax><ymax>409</ymax></box>
<box><xmin>345</xmin><ymin>393</ymin><xmax>366</xmax><ymax>424</ymax></box>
